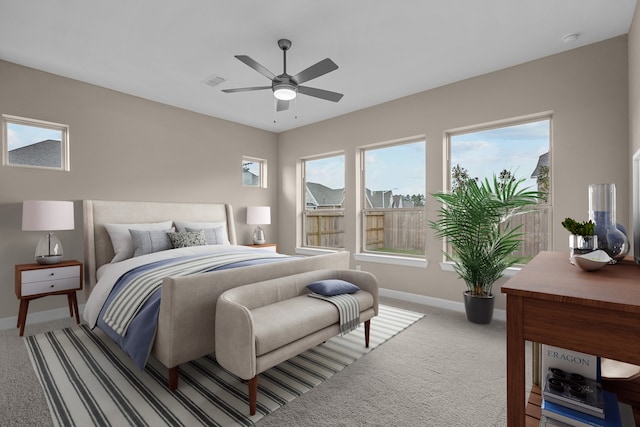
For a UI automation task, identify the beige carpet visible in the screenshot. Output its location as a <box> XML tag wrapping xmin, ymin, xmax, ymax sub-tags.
<box><xmin>1</xmin><ymin>297</ymin><xmax>531</xmax><ymax>426</ymax></box>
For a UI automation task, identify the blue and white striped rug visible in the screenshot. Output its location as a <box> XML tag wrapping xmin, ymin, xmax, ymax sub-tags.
<box><xmin>25</xmin><ymin>305</ymin><xmax>424</xmax><ymax>426</ymax></box>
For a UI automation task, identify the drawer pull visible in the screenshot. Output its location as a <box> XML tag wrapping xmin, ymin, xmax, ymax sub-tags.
<box><xmin>50</xmin><ymin>284</ymin><xmax>54</xmax><ymax>288</ymax></box>
<box><xmin>50</xmin><ymin>273</ymin><xmax>55</xmax><ymax>276</ymax></box>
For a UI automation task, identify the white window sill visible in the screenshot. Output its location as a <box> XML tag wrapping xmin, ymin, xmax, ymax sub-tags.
<box><xmin>295</xmin><ymin>247</ymin><xmax>428</xmax><ymax>268</ymax></box>
<box><xmin>438</xmin><ymin>261</ymin><xmax>520</xmax><ymax>277</ymax></box>
<box><xmin>354</xmin><ymin>252</ymin><xmax>428</xmax><ymax>268</ymax></box>
<box><xmin>295</xmin><ymin>247</ymin><xmax>344</xmax><ymax>256</ymax></box>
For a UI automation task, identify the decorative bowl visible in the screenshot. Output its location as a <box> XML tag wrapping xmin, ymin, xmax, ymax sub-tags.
<box><xmin>573</xmin><ymin>250</ymin><xmax>612</xmax><ymax>271</ymax></box>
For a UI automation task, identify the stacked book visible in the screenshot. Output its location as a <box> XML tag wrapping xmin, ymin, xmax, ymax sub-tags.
<box><xmin>539</xmin><ymin>345</ymin><xmax>634</xmax><ymax>427</ymax></box>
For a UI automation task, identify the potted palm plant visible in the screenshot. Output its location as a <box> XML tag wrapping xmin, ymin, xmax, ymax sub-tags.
<box><xmin>430</xmin><ymin>171</ymin><xmax>545</xmax><ymax>324</ymax></box>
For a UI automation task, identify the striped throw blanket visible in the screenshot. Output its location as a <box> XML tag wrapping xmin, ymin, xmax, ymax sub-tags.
<box><xmin>308</xmin><ymin>292</ymin><xmax>360</xmax><ymax>334</ymax></box>
<box><xmin>103</xmin><ymin>252</ymin><xmax>279</xmax><ymax>337</ymax></box>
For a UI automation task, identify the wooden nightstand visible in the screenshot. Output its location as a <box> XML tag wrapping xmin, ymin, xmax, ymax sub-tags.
<box><xmin>15</xmin><ymin>260</ymin><xmax>83</xmax><ymax>336</ymax></box>
<box><xmin>243</xmin><ymin>243</ymin><xmax>278</xmax><ymax>252</ymax></box>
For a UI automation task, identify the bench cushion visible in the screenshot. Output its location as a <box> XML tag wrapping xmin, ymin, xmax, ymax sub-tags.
<box><xmin>251</xmin><ymin>291</ymin><xmax>374</xmax><ymax>356</ymax></box>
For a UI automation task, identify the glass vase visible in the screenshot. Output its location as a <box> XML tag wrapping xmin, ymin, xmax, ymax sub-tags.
<box><xmin>588</xmin><ymin>183</ymin><xmax>629</xmax><ymax>263</ymax></box>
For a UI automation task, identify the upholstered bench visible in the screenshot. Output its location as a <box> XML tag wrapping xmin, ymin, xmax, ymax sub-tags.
<box><xmin>214</xmin><ymin>268</ymin><xmax>379</xmax><ymax>415</ymax></box>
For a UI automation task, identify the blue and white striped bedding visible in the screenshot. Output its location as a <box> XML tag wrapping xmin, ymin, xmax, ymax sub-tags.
<box><xmin>84</xmin><ymin>245</ymin><xmax>290</xmax><ymax>370</ymax></box>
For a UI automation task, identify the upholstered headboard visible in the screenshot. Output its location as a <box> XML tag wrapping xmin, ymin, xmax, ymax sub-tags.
<box><xmin>82</xmin><ymin>200</ymin><xmax>237</xmax><ymax>291</ymax></box>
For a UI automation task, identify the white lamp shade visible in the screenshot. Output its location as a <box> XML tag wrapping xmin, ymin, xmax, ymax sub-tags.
<box><xmin>22</xmin><ymin>200</ymin><xmax>75</xmax><ymax>231</ymax></box>
<box><xmin>247</xmin><ymin>206</ymin><xmax>271</xmax><ymax>225</ymax></box>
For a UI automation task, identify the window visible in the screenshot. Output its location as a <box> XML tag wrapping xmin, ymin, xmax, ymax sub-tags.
<box><xmin>242</xmin><ymin>156</ymin><xmax>267</xmax><ymax>188</ymax></box>
<box><xmin>361</xmin><ymin>139</ymin><xmax>426</xmax><ymax>257</ymax></box>
<box><xmin>303</xmin><ymin>154</ymin><xmax>345</xmax><ymax>249</ymax></box>
<box><xmin>2</xmin><ymin>114</ymin><xmax>69</xmax><ymax>170</ymax></box>
<box><xmin>448</xmin><ymin>117</ymin><xmax>551</xmax><ymax>263</ymax></box>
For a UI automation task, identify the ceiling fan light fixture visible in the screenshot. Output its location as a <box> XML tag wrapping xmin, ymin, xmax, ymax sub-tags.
<box><xmin>273</xmin><ymin>83</ymin><xmax>297</xmax><ymax>101</ymax></box>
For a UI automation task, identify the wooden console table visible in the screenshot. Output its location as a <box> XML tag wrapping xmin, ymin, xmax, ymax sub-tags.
<box><xmin>501</xmin><ymin>251</ymin><xmax>640</xmax><ymax>426</ymax></box>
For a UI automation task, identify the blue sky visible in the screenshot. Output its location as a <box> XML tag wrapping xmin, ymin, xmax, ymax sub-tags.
<box><xmin>306</xmin><ymin>155</ymin><xmax>346</xmax><ymax>189</ymax></box>
<box><xmin>305</xmin><ymin>119</ymin><xmax>549</xmax><ymax>196</ymax></box>
<box><xmin>7</xmin><ymin>122</ymin><xmax>62</xmax><ymax>150</ymax></box>
<box><xmin>364</xmin><ymin>141</ymin><xmax>426</xmax><ymax>196</ymax></box>
<box><xmin>306</xmin><ymin>141</ymin><xmax>426</xmax><ymax>196</ymax></box>
<box><xmin>450</xmin><ymin>119</ymin><xmax>550</xmax><ymax>189</ymax></box>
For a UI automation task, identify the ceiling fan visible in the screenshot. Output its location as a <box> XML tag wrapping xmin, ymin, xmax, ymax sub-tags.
<box><xmin>222</xmin><ymin>39</ymin><xmax>343</xmax><ymax>112</ymax></box>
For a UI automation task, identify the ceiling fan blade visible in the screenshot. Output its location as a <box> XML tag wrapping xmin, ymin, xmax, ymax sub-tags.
<box><xmin>235</xmin><ymin>55</ymin><xmax>276</xmax><ymax>80</ymax></box>
<box><xmin>298</xmin><ymin>86</ymin><xmax>344</xmax><ymax>102</ymax></box>
<box><xmin>276</xmin><ymin>99</ymin><xmax>290</xmax><ymax>112</ymax></box>
<box><xmin>221</xmin><ymin>86</ymin><xmax>271</xmax><ymax>93</ymax></box>
<box><xmin>292</xmin><ymin>58</ymin><xmax>338</xmax><ymax>84</ymax></box>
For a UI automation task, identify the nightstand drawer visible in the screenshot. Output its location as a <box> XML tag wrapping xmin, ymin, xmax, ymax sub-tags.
<box><xmin>21</xmin><ymin>276</ymin><xmax>80</xmax><ymax>296</ymax></box>
<box><xmin>22</xmin><ymin>265</ymin><xmax>80</xmax><ymax>284</ymax></box>
<box><xmin>15</xmin><ymin>260</ymin><xmax>83</xmax><ymax>336</ymax></box>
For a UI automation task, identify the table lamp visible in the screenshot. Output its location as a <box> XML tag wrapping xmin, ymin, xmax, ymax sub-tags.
<box><xmin>22</xmin><ymin>200</ymin><xmax>75</xmax><ymax>264</ymax></box>
<box><xmin>246</xmin><ymin>206</ymin><xmax>271</xmax><ymax>245</ymax></box>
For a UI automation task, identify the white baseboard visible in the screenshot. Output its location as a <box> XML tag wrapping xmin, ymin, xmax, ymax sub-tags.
<box><xmin>379</xmin><ymin>288</ymin><xmax>506</xmax><ymax>322</ymax></box>
<box><xmin>0</xmin><ymin>304</ymin><xmax>86</xmax><ymax>331</ymax></box>
<box><xmin>1</xmin><ymin>289</ymin><xmax>507</xmax><ymax>331</ymax></box>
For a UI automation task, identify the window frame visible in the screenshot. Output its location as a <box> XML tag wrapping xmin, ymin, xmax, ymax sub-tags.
<box><xmin>444</xmin><ymin>113</ymin><xmax>553</xmax><ymax>266</ymax></box>
<box><xmin>242</xmin><ymin>156</ymin><xmax>267</xmax><ymax>188</ymax></box>
<box><xmin>359</xmin><ymin>137</ymin><xmax>427</xmax><ymax>259</ymax></box>
<box><xmin>301</xmin><ymin>153</ymin><xmax>346</xmax><ymax>250</ymax></box>
<box><xmin>2</xmin><ymin>114</ymin><xmax>70</xmax><ymax>171</ymax></box>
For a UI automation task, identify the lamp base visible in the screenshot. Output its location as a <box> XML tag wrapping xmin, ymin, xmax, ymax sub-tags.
<box><xmin>35</xmin><ymin>232</ymin><xmax>64</xmax><ymax>265</ymax></box>
<box><xmin>36</xmin><ymin>254</ymin><xmax>63</xmax><ymax>265</ymax></box>
<box><xmin>253</xmin><ymin>226</ymin><xmax>266</xmax><ymax>245</ymax></box>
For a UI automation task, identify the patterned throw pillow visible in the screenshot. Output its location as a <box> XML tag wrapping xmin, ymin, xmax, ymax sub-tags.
<box><xmin>174</xmin><ymin>221</ymin><xmax>231</xmax><ymax>245</ymax></box>
<box><xmin>185</xmin><ymin>226</ymin><xmax>228</xmax><ymax>245</ymax></box>
<box><xmin>168</xmin><ymin>230</ymin><xmax>207</xmax><ymax>248</ymax></box>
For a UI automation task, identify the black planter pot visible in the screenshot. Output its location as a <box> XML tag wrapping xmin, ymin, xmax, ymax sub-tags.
<box><xmin>463</xmin><ymin>291</ymin><xmax>495</xmax><ymax>324</ymax></box>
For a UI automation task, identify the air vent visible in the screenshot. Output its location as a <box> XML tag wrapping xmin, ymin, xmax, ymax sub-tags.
<box><xmin>202</xmin><ymin>74</ymin><xmax>226</xmax><ymax>88</ymax></box>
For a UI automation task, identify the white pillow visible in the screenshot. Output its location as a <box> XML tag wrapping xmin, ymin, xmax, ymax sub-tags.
<box><xmin>105</xmin><ymin>221</ymin><xmax>173</xmax><ymax>263</ymax></box>
<box><xmin>174</xmin><ymin>221</ymin><xmax>230</xmax><ymax>245</ymax></box>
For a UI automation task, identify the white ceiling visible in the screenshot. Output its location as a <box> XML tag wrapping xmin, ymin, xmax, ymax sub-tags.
<box><xmin>0</xmin><ymin>1</ymin><xmax>636</xmax><ymax>133</ymax></box>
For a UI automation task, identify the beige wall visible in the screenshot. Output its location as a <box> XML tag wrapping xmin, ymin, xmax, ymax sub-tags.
<box><xmin>278</xmin><ymin>36</ymin><xmax>630</xmax><ymax>311</ymax></box>
<box><xmin>0</xmin><ymin>29</ymin><xmax>635</xmax><ymax>322</ymax></box>
<box><xmin>0</xmin><ymin>60</ymin><xmax>278</xmax><ymax>319</ymax></box>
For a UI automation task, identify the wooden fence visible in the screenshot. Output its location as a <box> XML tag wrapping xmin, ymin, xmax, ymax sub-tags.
<box><xmin>304</xmin><ymin>210</ymin><xmax>345</xmax><ymax>248</ymax></box>
<box><xmin>364</xmin><ymin>209</ymin><xmax>425</xmax><ymax>254</ymax></box>
<box><xmin>304</xmin><ymin>205</ymin><xmax>550</xmax><ymax>260</ymax></box>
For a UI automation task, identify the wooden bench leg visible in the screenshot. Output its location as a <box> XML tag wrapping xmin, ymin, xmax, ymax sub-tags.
<box><xmin>365</xmin><ymin>319</ymin><xmax>371</xmax><ymax>348</ymax></box>
<box><xmin>249</xmin><ymin>376</ymin><xmax>258</xmax><ymax>415</ymax></box>
<box><xmin>168</xmin><ymin>366</ymin><xmax>179</xmax><ymax>391</ymax></box>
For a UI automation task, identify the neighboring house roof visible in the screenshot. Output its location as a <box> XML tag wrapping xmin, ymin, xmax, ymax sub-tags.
<box><xmin>306</xmin><ymin>182</ymin><xmax>344</xmax><ymax>208</ymax></box>
<box><xmin>365</xmin><ymin>189</ymin><xmax>399</xmax><ymax>209</ymax></box>
<box><xmin>242</xmin><ymin>170</ymin><xmax>260</xmax><ymax>186</ymax></box>
<box><xmin>306</xmin><ymin>183</ymin><xmax>415</xmax><ymax>209</ymax></box>
<box><xmin>392</xmin><ymin>194</ymin><xmax>415</xmax><ymax>208</ymax></box>
<box><xmin>8</xmin><ymin>139</ymin><xmax>61</xmax><ymax>168</ymax></box>
<box><xmin>531</xmin><ymin>152</ymin><xmax>549</xmax><ymax>178</ymax></box>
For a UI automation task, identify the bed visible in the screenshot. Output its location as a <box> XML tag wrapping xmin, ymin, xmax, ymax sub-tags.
<box><xmin>82</xmin><ymin>200</ymin><xmax>350</xmax><ymax>390</ymax></box>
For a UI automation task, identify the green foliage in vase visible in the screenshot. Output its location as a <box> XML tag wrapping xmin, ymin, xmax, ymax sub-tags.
<box><xmin>430</xmin><ymin>173</ymin><xmax>545</xmax><ymax>297</ymax></box>
<box><xmin>561</xmin><ymin>218</ymin><xmax>595</xmax><ymax>236</ymax></box>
